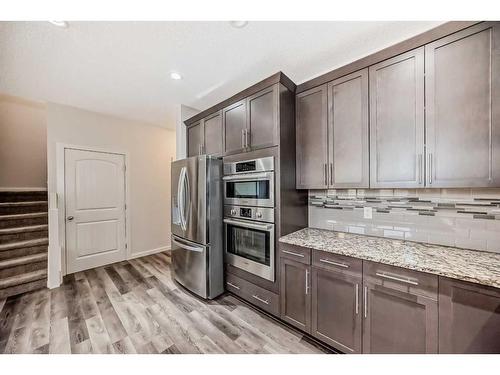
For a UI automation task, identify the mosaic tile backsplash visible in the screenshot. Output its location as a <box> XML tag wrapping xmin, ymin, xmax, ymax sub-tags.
<box><xmin>308</xmin><ymin>188</ymin><xmax>500</xmax><ymax>254</ymax></box>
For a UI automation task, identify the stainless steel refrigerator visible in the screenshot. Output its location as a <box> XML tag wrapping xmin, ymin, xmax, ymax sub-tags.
<box><xmin>171</xmin><ymin>155</ymin><xmax>223</xmax><ymax>299</ymax></box>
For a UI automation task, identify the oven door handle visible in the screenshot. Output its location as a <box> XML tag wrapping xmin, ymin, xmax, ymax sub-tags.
<box><xmin>222</xmin><ymin>172</ymin><xmax>272</xmax><ymax>181</ymax></box>
<box><xmin>223</xmin><ymin>218</ymin><xmax>274</xmax><ymax>231</ymax></box>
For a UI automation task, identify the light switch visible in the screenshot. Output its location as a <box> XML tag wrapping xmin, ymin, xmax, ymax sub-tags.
<box><xmin>364</xmin><ymin>206</ymin><xmax>373</xmax><ymax>219</ymax></box>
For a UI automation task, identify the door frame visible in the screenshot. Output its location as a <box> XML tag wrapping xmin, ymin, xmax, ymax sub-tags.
<box><xmin>55</xmin><ymin>143</ymin><xmax>130</xmax><ymax>276</ymax></box>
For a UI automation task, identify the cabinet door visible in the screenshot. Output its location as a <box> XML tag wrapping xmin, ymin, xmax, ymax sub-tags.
<box><xmin>425</xmin><ymin>22</ymin><xmax>500</xmax><ymax>187</ymax></box>
<box><xmin>362</xmin><ymin>281</ymin><xmax>438</xmax><ymax>353</ymax></box>
<box><xmin>439</xmin><ymin>277</ymin><xmax>500</xmax><ymax>353</ymax></box>
<box><xmin>187</xmin><ymin>121</ymin><xmax>202</xmax><ymax>157</ymax></box>
<box><xmin>296</xmin><ymin>85</ymin><xmax>328</xmax><ymax>189</ymax></box>
<box><xmin>328</xmin><ymin>69</ymin><xmax>369</xmax><ymax>188</ymax></box>
<box><xmin>203</xmin><ymin>111</ymin><xmax>223</xmax><ymax>156</ymax></box>
<box><xmin>223</xmin><ymin>100</ymin><xmax>247</xmax><ymax>155</ymax></box>
<box><xmin>247</xmin><ymin>85</ymin><xmax>279</xmax><ymax>150</ymax></box>
<box><xmin>369</xmin><ymin>48</ymin><xmax>425</xmax><ymax>188</ymax></box>
<box><xmin>280</xmin><ymin>258</ymin><xmax>311</xmax><ymax>333</ymax></box>
<box><xmin>311</xmin><ymin>267</ymin><xmax>362</xmax><ymax>353</ymax></box>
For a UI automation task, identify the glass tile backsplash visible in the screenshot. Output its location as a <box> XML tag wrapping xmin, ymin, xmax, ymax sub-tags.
<box><xmin>308</xmin><ymin>188</ymin><xmax>500</xmax><ymax>254</ymax></box>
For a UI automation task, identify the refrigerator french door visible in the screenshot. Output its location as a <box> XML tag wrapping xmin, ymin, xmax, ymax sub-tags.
<box><xmin>171</xmin><ymin>155</ymin><xmax>223</xmax><ymax>299</ymax></box>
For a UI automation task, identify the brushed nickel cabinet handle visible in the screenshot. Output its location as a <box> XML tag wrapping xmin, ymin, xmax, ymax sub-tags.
<box><xmin>226</xmin><ymin>282</ymin><xmax>240</xmax><ymax>290</ymax></box>
<box><xmin>330</xmin><ymin>163</ymin><xmax>334</xmax><ymax>186</ymax></box>
<box><xmin>324</xmin><ymin>163</ymin><xmax>328</xmax><ymax>186</ymax></box>
<box><xmin>282</xmin><ymin>250</ymin><xmax>305</xmax><ymax>258</ymax></box>
<box><xmin>245</xmin><ymin>129</ymin><xmax>250</xmax><ymax>148</ymax></box>
<box><xmin>375</xmin><ymin>272</ymin><xmax>419</xmax><ymax>286</ymax></box>
<box><xmin>418</xmin><ymin>154</ymin><xmax>423</xmax><ymax>185</ymax></box>
<box><xmin>355</xmin><ymin>283</ymin><xmax>359</xmax><ymax>315</ymax></box>
<box><xmin>305</xmin><ymin>269</ymin><xmax>310</xmax><ymax>295</ymax></box>
<box><xmin>364</xmin><ymin>286</ymin><xmax>368</xmax><ymax>318</ymax></box>
<box><xmin>252</xmin><ymin>294</ymin><xmax>269</xmax><ymax>305</ymax></box>
<box><xmin>241</xmin><ymin>129</ymin><xmax>245</xmax><ymax>148</ymax></box>
<box><xmin>319</xmin><ymin>258</ymin><xmax>349</xmax><ymax>268</ymax></box>
<box><xmin>428</xmin><ymin>153</ymin><xmax>433</xmax><ymax>185</ymax></box>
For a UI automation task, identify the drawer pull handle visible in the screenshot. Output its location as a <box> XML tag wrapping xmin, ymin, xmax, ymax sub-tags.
<box><xmin>282</xmin><ymin>250</ymin><xmax>305</xmax><ymax>258</ymax></box>
<box><xmin>375</xmin><ymin>272</ymin><xmax>419</xmax><ymax>286</ymax></box>
<box><xmin>226</xmin><ymin>282</ymin><xmax>240</xmax><ymax>290</ymax></box>
<box><xmin>319</xmin><ymin>259</ymin><xmax>349</xmax><ymax>268</ymax></box>
<box><xmin>252</xmin><ymin>294</ymin><xmax>269</xmax><ymax>305</ymax></box>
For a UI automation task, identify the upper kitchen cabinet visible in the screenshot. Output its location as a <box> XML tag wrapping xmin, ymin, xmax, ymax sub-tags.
<box><xmin>296</xmin><ymin>84</ymin><xmax>328</xmax><ymax>189</ymax></box>
<box><xmin>369</xmin><ymin>47</ymin><xmax>425</xmax><ymax>188</ymax></box>
<box><xmin>425</xmin><ymin>22</ymin><xmax>500</xmax><ymax>187</ymax></box>
<box><xmin>203</xmin><ymin>110</ymin><xmax>223</xmax><ymax>156</ymax></box>
<box><xmin>327</xmin><ymin>69</ymin><xmax>369</xmax><ymax>188</ymax></box>
<box><xmin>223</xmin><ymin>100</ymin><xmax>247</xmax><ymax>155</ymax></box>
<box><xmin>187</xmin><ymin>121</ymin><xmax>202</xmax><ymax>157</ymax></box>
<box><xmin>247</xmin><ymin>85</ymin><xmax>279</xmax><ymax>150</ymax></box>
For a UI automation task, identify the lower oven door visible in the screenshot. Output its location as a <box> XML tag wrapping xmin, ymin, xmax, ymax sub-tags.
<box><xmin>224</xmin><ymin>218</ymin><xmax>275</xmax><ymax>282</ymax></box>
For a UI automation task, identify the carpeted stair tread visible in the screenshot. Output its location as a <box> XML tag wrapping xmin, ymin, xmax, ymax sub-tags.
<box><xmin>0</xmin><ymin>212</ymin><xmax>47</xmax><ymax>220</ymax></box>
<box><xmin>0</xmin><ymin>201</ymin><xmax>47</xmax><ymax>207</ymax></box>
<box><xmin>0</xmin><ymin>252</ymin><xmax>47</xmax><ymax>270</ymax></box>
<box><xmin>0</xmin><ymin>224</ymin><xmax>48</xmax><ymax>235</ymax></box>
<box><xmin>0</xmin><ymin>269</ymin><xmax>47</xmax><ymax>289</ymax></box>
<box><xmin>0</xmin><ymin>238</ymin><xmax>48</xmax><ymax>252</ymax></box>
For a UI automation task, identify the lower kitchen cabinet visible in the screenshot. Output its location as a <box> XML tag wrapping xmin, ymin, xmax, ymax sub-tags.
<box><xmin>362</xmin><ymin>262</ymin><xmax>438</xmax><ymax>353</ymax></box>
<box><xmin>311</xmin><ymin>266</ymin><xmax>362</xmax><ymax>353</ymax></box>
<box><xmin>280</xmin><ymin>258</ymin><xmax>311</xmax><ymax>332</ymax></box>
<box><xmin>439</xmin><ymin>277</ymin><xmax>500</xmax><ymax>353</ymax></box>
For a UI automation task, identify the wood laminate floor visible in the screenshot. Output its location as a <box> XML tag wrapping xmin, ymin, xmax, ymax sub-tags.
<box><xmin>0</xmin><ymin>252</ymin><xmax>329</xmax><ymax>354</ymax></box>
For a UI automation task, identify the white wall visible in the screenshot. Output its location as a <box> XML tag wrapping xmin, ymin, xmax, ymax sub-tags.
<box><xmin>176</xmin><ymin>104</ymin><xmax>199</xmax><ymax>160</ymax></box>
<box><xmin>0</xmin><ymin>94</ymin><xmax>47</xmax><ymax>189</ymax></box>
<box><xmin>46</xmin><ymin>103</ymin><xmax>176</xmax><ymax>285</ymax></box>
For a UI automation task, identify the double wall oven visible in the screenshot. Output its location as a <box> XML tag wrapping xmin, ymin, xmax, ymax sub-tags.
<box><xmin>223</xmin><ymin>156</ymin><xmax>275</xmax><ymax>281</ymax></box>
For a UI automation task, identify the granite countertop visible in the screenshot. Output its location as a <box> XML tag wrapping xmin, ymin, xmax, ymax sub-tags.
<box><xmin>279</xmin><ymin>228</ymin><xmax>500</xmax><ymax>289</ymax></box>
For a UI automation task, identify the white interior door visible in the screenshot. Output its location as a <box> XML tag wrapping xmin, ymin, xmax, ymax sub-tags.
<box><xmin>65</xmin><ymin>148</ymin><xmax>126</xmax><ymax>273</ymax></box>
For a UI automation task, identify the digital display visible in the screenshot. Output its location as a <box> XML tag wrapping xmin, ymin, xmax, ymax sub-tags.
<box><xmin>235</xmin><ymin>161</ymin><xmax>256</xmax><ymax>173</ymax></box>
<box><xmin>240</xmin><ymin>207</ymin><xmax>252</xmax><ymax>218</ymax></box>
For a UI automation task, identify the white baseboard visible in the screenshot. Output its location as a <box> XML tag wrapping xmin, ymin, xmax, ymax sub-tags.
<box><xmin>127</xmin><ymin>245</ymin><xmax>171</xmax><ymax>260</ymax></box>
<box><xmin>0</xmin><ymin>187</ymin><xmax>47</xmax><ymax>192</ymax></box>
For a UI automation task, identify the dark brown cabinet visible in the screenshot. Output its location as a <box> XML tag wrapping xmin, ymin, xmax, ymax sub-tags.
<box><xmin>369</xmin><ymin>47</ymin><xmax>425</xmax><ymax>188</ymax></box>
<box><xmin>425</xmin><ymin>22</ymin><xmax>500</xmax><ymax>187</ymax></box>
<box><xmin>362</xmin><ymin>262</ymin><xmax>438</xmax><ymax>353</ymax></box>
<box><xmin>295</xmin><ymin>85</ymin><xmax>328</xmax><ymax>189</ymax></box>
<box><xmin>439</xmin><ymin>277</ymin><xmax>500</xmax><ymax>353</ymax></box>
<box><xmin>187</xmin><ymin>121</ymin><xmax>202</xmax><ymax>157</ymax></box>
<box><xmin>311</xmin><ymin>252</ymin><xmax>362</xmax><ymax>353</ymax></box>
<box><xmin>327</xmin><ymin>69</ymin><xmax>369</xmax><ymax>188</ymax></box>
<box><xmin>247</xmin><ymin>85</ymin><xmax>279</xmax><ymax>150</ymax></box>
<box><xmin>223</xmin><ymin>100</ymin><xmax>247</xmax><ymax>155</ymax></box>
<box><xmin>280</xmin><ymin>257</ymin><xmax>311</xmax><ymax>332</ymax></box>
<box><xmin>203</xmin><ymin>111</ymin><xmax>223</xmax><ymax>156</ymax></box>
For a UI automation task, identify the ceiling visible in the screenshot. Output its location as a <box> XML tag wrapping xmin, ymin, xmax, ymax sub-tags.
<box><xmin>0</xmin><ymin>21</ymin><xmax>443</xmax><ymax>129</ymax></box>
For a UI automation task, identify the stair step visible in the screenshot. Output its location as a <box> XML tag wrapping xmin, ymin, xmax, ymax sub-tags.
<box><xmin>0</xmin><ymin>253</ymin><xmax>48</xmax><ymax>270</ymax></box>
<box><xmin>0</xmin><ymin>213</ymin><xmax>48</xmax><ymax>229</ymax></box>
<box><xmin>0</xmin><ymin>212</ymin><xmax>47</xmax><ymax>220</ymax></box>
<box><xmin>0</xmin><ymin>245</ymin><xmax>48</xmax><ymax>261</ymax></box>
<box><xmin>0</xmin><ymin>238</ymin><xmax>49</xmax><ymax>252</ymax></box>
<box><xmin>0</xmin><ymin>201</ymin><xmax>48</xmax><ymax>215</ymax></box>
<box><xmin>0</xmin><ymin>191</ymin><xmax>48</xmax><ymax>203</ymax></box>
<box><xmin>0</xmin><ymin>268</ymin><xmax>47</xmax><ymax>289</ymax></box>
<box><xmin>0</xmin><ymin>224</ymin><xmax>48</xmax><ymax>235</ymax></box>
<box><xmin>0</xmin><ymin>201</ymin><xmax>48</xmax><ymax>207</ymax></box>
<box><xmin>0</xmin><ymin>278</ymin><xmax>47</xmax><ymax>299</ymax></box>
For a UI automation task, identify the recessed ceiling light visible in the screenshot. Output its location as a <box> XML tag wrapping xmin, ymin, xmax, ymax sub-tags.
<box><xmin>48</xmin><ymin>21</ymin><xmax>68</xmax><ymax>28</ymax></box>
<box><xmin>170</xmin><ymin>72</ymin><xmax>182</xmax><ymax>80</ymax></box>
<box><xmin>229</xmin><ymin>21</ymin><xmax>248</xmax><ymax>29</ymax></box>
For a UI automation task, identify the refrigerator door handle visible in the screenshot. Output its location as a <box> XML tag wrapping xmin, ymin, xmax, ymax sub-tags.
<box><xmin>178</xmin><ymin>167</ymin><xmax>188</xmax><ymax>231</ymax></box>
<box><xmin>172</xmin><ymin>237</ymin><xmax>203</xmax><ymax>252</ymax></box>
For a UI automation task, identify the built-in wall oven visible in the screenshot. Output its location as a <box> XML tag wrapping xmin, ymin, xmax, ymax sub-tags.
<box><xmin>223</xmin><ymin>156</ymin><xmax>276</xmax><ymax>281</ymax></box>
<box><xmin>224</xmin><ymin>206</ymin><xmax>275</xmax><ymax>281</ymax></box>
<box><xmin>223</xmin><ymin>156</ymin><xmax>274</xmax><ymax>208</ymax></box>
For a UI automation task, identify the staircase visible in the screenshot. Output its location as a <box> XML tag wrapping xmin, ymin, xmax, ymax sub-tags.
<box><xmin>0</xmin><ymin>191</ymin><xmax>48</xmax><ymax>298</ymax></box>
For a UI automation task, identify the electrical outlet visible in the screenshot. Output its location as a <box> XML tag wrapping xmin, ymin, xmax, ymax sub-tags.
<box><xmin>364</xmin><ymin>206</ymin><xmax>373</xmax><ymax>219</ymax></box>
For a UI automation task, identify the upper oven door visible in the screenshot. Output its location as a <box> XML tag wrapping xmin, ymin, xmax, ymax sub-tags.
<box><xmin>223</xmin><ymin>171</ymin><xmax>274</xmax><ymax>207</ymax></box>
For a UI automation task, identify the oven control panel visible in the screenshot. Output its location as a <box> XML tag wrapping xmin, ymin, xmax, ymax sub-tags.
<box><xmin>224</xmin><ymin>205</ymin><xmax>274</xmax><ymax>223</ymax></box>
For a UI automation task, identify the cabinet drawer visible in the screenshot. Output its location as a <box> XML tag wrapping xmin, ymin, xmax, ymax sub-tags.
<box><xmin>280</xmin><ymin>243</ymin><xmax>311</xmax><ymax>264</ymax></box>
<box><xmin>364</xmin><ymin>261</ymin><xmax>438</xmax><ymax>300</ymax></box>
<box><xmin>312</xmin><ymin>250</ymin><xmax>362</xmax><ymax>275</ymax></box>
<box><xmin>225</xmin><ymin>273</ymin><xmax>279</xmax><ymax>316</ymax></box>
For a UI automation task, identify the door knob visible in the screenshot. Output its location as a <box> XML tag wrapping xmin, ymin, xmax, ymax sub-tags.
<box><xmin>67</xmin><ymin>216</ymin><xmax>74</xmax><ymax>221</ymax></box>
